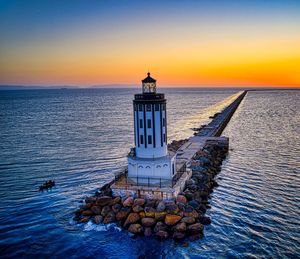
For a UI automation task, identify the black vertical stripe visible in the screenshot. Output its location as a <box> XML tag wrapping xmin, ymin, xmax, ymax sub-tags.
<box><xmin>160</xmin><ymin>104</ymin><xmax>163</xmax><ymax>147</ymax></box>
<box><xmin>152</xmin><ymin>104</ymin><xmax>156</xmax><ymax>148</ymax></box>
<box><xmin>136</xmin><ymin>109</ymin><xmax>140</xmax><ymax>147</ymax></box>
<box><xmin>133</xmin><ymin>104</ymin><xmax>136</xmax><ymax>146</ymax></box>
<box><xmin>143</xmin><ymin>104</ymin><xmax>147</xmax><ymax>148</ymax></box>
<box><xmin>165</xmin><ymin>104</ymin><xmax>167</xmax><ymax>144</ymax></box>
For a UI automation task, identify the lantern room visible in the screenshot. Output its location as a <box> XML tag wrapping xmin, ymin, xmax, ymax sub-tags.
<box><xmin>142</xmin><ymin>72</ymin><xmax>156</xmax><ymax>93</ymax></box>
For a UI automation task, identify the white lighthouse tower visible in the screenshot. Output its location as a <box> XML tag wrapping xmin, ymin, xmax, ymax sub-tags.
<box><xmin>127</xmin><ymin>73</ymin><xmax>176</xmax><ymax>184</ymax></box>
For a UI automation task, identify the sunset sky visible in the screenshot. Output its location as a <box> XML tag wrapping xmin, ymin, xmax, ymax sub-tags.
<box><xmin>0</xmin><ymin>0</ymin><xmax>300</xmax><ymax>87</ymax></box>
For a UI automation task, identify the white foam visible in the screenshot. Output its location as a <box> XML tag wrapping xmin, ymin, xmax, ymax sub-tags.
<box><xmin>83</xmin><ymin>221</ymin><xmax>122</xmax><ymax>232</ymax></box>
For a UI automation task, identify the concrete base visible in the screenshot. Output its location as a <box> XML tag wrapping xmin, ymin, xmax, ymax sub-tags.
<box><xmin>111</xmin><ymin>169</ymin><xmax>192</xmax><ymax>200</ymax></box>
<box><xmin>128</xmin><ymin>154</ymin><xmax>176</xmax><ymax>181</ymax></box>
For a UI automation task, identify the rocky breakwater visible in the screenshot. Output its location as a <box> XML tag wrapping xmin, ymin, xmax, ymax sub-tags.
<box><xmin>74</xmin><ymin>138</ymin><xmax>228</xmax><ymax>241</ymax></box>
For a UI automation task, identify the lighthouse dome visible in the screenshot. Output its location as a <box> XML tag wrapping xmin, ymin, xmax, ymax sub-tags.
<box><xmin>142</xmin><ymin>72</ymin><xmax>156</xmax><ymax>83</ymax></box>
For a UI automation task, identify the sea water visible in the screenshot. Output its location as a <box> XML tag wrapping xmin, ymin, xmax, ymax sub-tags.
<box><xmin>0</xmin><ymin>88</ymin><xmax>299</xmax><ymax>258</ymax></box>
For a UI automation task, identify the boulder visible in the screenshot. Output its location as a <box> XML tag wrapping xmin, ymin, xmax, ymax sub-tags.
<box><xmin>145</xmin><ymin>199</ymin><xmax>156</xmax><ymax>208</ymax></box>
<box><xmin>176</xmin><ymin>195</ymin><xmax>187</xmax><ymax>204</ymax></box>
<box><xmin>186</xmin><ymin>179</ymin><xmax>196</xmax><ymax>187</ymax></box>
<box><xmin>141</xmin><ymin>217</ymin><xmax>156</xmax><ymax>227</ymax></box>
<box><xmin>85</xmin><ymin>196</ymin><xmax>97</xmax><ymax>204</ymax></box>
<box><xmin>133</xmin><ymin>205</ymin><xmax>144</xmax><ymax>213</ymax></box>
<box><xmin>199</xmin><ymin>216</ymin><xmax>211</xmax><ymax>225</ymax></box>
<box><xmin>144</xmin><ymin>227</ymin><xmax>153</xmax><ymax>237</ymax></box>
<box><xmin>156</xmin><ymin>201</ymin><xmax>166</xmax><ymax>212</ymax></box>
<box><xmin>144</xmin><ymin>207</ymin><xmax>155</xmax><ymax>218</ymax></box>
<box><xmin>128</xmin><ymin>224</ymin><xmax>143</xmax><ymax>235</ymax></box>
<box><xmin>174</xmin><ymin>222</ymin><xmax>186</xmax><ymax>232</ymax></box>
<box><xmin>82</xmin><ymin>210</ymin><xmax>93</xmax><ymax>216</ymax></box>
<box><xmin>133</xmin><ymin>198</ymin><xmax>145</xmax><ymax>207</ymax></box>
<box><xmin>198</xmin><ymin>204</ymin><xmax>207</xmax><ymax>214</ymax></box>
<box><xmin>123</xmin><ymin>197</ymin><xmax>134</xmax><ymax>207</ymax></box>
<box><xmin>177</xmin><ymin>202</ymin><xmax>186</xmax><ymax>211</ymax></box>
<box><xmin>176</xmin><ymin>211</ymin><xmax>184</xmax><ymax>218</ymax></box>
<box><xmin>94</xmin><ymin>215</ymin><xmax>103</xmax><ymax>224</ymax></box>
<box><xmin>184</xmin><ymin>191</ymin><xmax>194</xmax><ymax>201</ymax></box>
<box><xmin>181</xmin><ymin>217</ymin><xmax>196</xmax><ymax>224</ymax></box>
<box><xmin>188</xmin><ymin>200</ymin><xmax>200</xmax><ymax>210</ymax></box>
<box><xmin>112</xmin><ymin>203</ymin><xmax>122</xmax><ymax>213</ymax></box>
<box><xmin>83</xmin><ymin>203</ymin><xmax>93</xmax><ymax>209</ymax></box>
<box><xmin>183</xmin><ymin>209</ymin><xmax>199</xmax><ymax>218</ymax></box>
<box><xmin>166</xmin><ymin>203</ymin><xmax>179</xmax><ymax>214</ymax></box>
<box><xmin>165</xmin><ymin>214</ymin><xmax>182</xmax><ymax>226</ymax></box>
<box><xmin>212</xmin><ymin>180</ymin><xmax>219</xmax><ymax>187</ymax></box>
<box><xmin>116</xmin><ymin>207</ymin><xmax>131</xmax><ymax>221</ymax></box>
<box><xmin>79</xmin><ymin>217</ymin><xmax>90</xmax><ymax>223</ymax></box>
<box><xmin>155</xmin><ymin>230</ymin><xmax>169</xmax><ymax>239</ymax></box>
<box><xmin>154</xmin><ymin>211</ymin><xmax>167</xmax><ymax>221</ymax></box>
<box><xmin>173</xmin><ymin>231</ymin><xmax>185</xmax><ymax>241</ymax></box>
<box><xmin>154</xmin><ymin>222</ymin><xmax>167</xmax><ymax>233</ymax></box>
<box><xmin>187</xmin><ymin>223</ymin><xmax>203</xmax><ymax>234</ymax></box>
<box><xmin>200</xmin><ymin>190</ymin><xmax>209</xmax><ymax>199</ymax></box>
<box><xmin>103</xmin><ymin>212</ymin><xmax>116</xmax><ymax>224</ymax></box>
<box><xmin>91</xmin><ymin>206</ymin><xmax>101</xmax><ymax>215</ymax></box>
<box><xmin>101</xmin><ymin>206</ymin><xmax>111</xmax><ymax>217</ymax></box>
<box><xmin>188</xmin><ymin>234</ymin><xmax>201</xmax><ymax>241</ymax></box>
<box><xmin>124</xmin><ymin>213</ymin><xmax>140</xmax><ymax>227</ymax></box>
<box><xmin>112</xmin><ymin>196</ymin><xmax>121</xmax><ymax>205</ymax></box>
<box><xmin>96</xmin><ymin>196</ymin><xmax>112</xmax><ymax>206</ymax></box>
<box><xmin>75</xmin><ymin>209</ymin><xmax>84</xmax><ymax>217</ymax></box>
<box><xmin>139</xmin><ymin>211</ymin><xmax>146</xmax><ymax>218</ymax></box>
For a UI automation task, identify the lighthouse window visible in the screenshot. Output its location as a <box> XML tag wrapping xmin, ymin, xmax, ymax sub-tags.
<box><xmin>148</xmin><ymin>135</ymin><xmax>152</xmax><ymax>144</ymax></box>
<box><xmin>146</xmin><ymin>104</ymin><xmax>151</xmax><ymax>111</ymax></box>
<box><xmin>139</xmin><ymin>119</ymin><xmax>143</xmax><ymax>128</ymax></box>
<box><xmin>163</xmin><ymin>133</ymin><xmax>166</xmax><ymax>142</ymax></box>
<box><xmin>162</xmin><ymin>118</ymin><xmax>165</xmax><ymax>127</ymax></box>
<box><xmin>134</xmin><ymin>104</ymin><xmax>137</xmax><ymax>111</ymax></box>
<box><xmin>140</xmin><ymin>135</ymin><xmax>144</xmax><ymax>144</ymax></box>
<box><xmin>162</xmin><ymin>104</ymin><xmax>166</xmax><ymax>111</ymax></box>
<box><xmin>147</xmin><ymin>119</ymin><xmax>151</xmax><ymax>128</ymax></box>
<box><xmin>155</xmin><ymin>104</ymin><xmax>159</xmax><ymax>111</ymax></box>
<box><xmin>139</xmin><ymin>104</ymin><xmax>143</xmax><ymax>111</ymax></box>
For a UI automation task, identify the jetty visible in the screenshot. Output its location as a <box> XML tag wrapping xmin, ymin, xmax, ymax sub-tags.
<box><xmin>175</xmin><ymin>90</ymin><xmax>247</xmax><ymax>174</ymax></box>
<box><xmin>74</xmin><ymin>88</ymin><xmax>248</xmax><ymax>241</ymax></box>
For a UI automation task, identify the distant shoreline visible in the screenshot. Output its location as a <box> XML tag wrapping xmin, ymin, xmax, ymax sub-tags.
<box><xmin>0</xmin><ymin>85</ymin><xmax>299</xmax><ymax>91</ymax></box>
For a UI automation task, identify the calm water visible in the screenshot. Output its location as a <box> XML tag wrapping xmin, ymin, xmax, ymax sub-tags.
<box><xmin>0</xmin><ymin>88</ymin><xmax>299</xmax><ymax>258</ymax></box>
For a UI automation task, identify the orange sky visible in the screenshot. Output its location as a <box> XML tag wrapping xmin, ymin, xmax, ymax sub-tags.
<box><xmin>0</xmin><ymin>1</ymin><xmax>300</xmax><ymax>88</ymax></box>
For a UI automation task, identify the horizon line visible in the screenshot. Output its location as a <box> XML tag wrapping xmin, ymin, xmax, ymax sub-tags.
<box><xmin>0</xmin><ymin>84</ymin><xmax>299</xmax><ymax>90</ymax></box>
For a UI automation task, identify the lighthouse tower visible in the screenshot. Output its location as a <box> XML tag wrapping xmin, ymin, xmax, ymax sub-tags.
<box><xmin>128</xmin><ymin>73</ymin><xmax>176</xmax><ymax>183</ymax></box>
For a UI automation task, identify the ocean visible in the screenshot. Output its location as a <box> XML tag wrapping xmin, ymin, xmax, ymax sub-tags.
<box><xmin>0</xmin><ymin>88</ymin><xmax>299</xmax><ymax>258</ymax></box>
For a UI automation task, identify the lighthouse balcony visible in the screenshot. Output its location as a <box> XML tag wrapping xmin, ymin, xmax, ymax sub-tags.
<box><xmin>134</xmin><ymin>93</ymin><xmax>165</xmax><ymax>101</ymax></box>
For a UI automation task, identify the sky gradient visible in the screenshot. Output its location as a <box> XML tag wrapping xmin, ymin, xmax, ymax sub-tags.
<box><xmin>0</xmin><ymin>0</ymin><xmax>300</xmax><ymax>87</ymax></box>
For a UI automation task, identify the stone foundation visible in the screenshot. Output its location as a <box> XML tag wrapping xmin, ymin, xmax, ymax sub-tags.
<box><xmin>74</xmin><ymin>138</ymin><xmax>228</xmax><ymax>241</ymax></box>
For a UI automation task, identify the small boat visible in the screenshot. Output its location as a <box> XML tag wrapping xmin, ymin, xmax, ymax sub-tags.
<box><xmin>39</xmin><ymin>180</ymin><xmax>55</xmax><ymax>191</ymax></box>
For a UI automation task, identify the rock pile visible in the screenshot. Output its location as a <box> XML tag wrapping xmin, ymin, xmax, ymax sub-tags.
<box><xmin>167</xmin><ymin>139</ymin><xmax>189</xmax><ymax>153</ymax></box>
<box><xmin>74</xmin><ymin>139</ymin><xmax>228</xmax><ymax>241</ymax></box>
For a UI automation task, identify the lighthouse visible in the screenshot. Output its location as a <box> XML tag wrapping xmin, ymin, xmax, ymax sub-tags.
<box><xmin>127</xmin><ymin>73</ymin><xmax>176</xmax><ymax>184</ymax></box>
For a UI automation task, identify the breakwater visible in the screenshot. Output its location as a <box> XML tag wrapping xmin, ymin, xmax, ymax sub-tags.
<box><xmin>74</xmin><ymin>91</ymin><xmax>247</xmax><ymax>241</ymax></box>
<box><xmin>196</xmin><ymin>90</ymin><xmax>247</xmax><ymax>137</ymax></box>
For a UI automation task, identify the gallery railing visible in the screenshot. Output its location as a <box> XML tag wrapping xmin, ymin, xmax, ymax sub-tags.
<box><xmin>114</xmin><ymin>162</ymin><xmax>187</xmax><ymax>188</ymax></box>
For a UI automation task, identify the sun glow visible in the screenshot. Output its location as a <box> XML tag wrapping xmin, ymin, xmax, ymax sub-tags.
<box><xmin>0</xmin><ymin>1</ymin><xmax>299</xmax><ymax>87</ymax></box>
